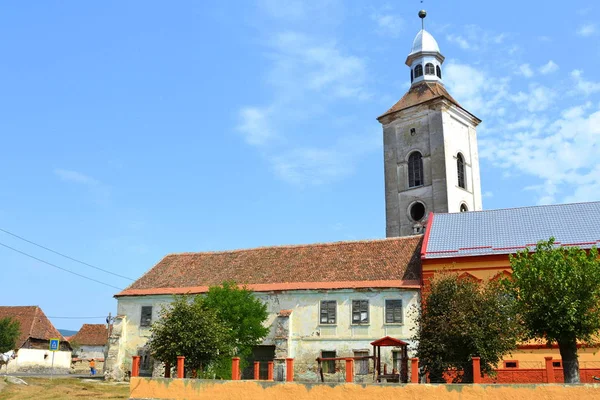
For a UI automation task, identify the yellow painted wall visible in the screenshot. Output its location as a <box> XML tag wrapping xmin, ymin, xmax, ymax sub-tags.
<box><xmin>130</xmin><ymin>378</ymin><xmax>600</xmax><ymax>400</ymax></box>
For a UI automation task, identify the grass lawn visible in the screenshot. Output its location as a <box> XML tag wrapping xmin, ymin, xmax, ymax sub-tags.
<box><xmin>0</xmin><ymin>377</ymin><xmax>129</xmax><ymax>399</ymax></box>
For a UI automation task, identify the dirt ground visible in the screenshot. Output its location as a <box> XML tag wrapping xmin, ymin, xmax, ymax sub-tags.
<box><xmin>0</xmin><ymin>377</ymin><xmax>129</xmax><ymax>399</ymax></box>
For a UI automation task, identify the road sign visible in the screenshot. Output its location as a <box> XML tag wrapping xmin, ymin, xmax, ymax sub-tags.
<box><xmin>49</xmin><ymin>338</ymin><xmax>60</xmax><ymax>351</ymax></box>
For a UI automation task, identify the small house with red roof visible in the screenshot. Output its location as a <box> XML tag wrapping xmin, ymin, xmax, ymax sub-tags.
<box><xmin>0</xmin><ymin>306</ymin><xmax>72</xmax><ymax>373</ymax></box>
<box><xmin>106</xmin><ymin>235</ymin><xmax>423</xmax><ymax>381</ymax></box>
<box><xmin>70</xmin><ymin>324</ymin><xmax>109</xmax><ymax>360</ymax></box>
<box><xmin>421</xmin><ymin>201</ymin><xmax>600</xmax><ymax>368</ymax></box>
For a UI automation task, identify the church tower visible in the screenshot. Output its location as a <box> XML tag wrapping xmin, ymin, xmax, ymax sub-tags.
<box><xmin>378</xmin><ymin>11</ymin><xmax>483</xmax><ymax>237</ymax></box>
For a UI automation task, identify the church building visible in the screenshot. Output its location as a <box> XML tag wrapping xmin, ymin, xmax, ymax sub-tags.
<box><xmin>378</xmin><ymin>10</ymin><xmax>482</xmax><ymax>237</ymax></box>
<box><xmin>104</xmin><ymin>11</ymin><xmax>600</xmax><ymax>383</ymax></box>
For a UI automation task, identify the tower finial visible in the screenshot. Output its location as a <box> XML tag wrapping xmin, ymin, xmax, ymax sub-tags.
<box><xmin>418</xmin><ymin>10</ymin><xmax>427</xmax><ymax>30</ymax></box>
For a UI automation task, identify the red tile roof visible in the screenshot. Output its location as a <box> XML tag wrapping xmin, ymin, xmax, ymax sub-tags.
<box><xmin>377</xmin><ymin>81</ymin><xmax>480</xmax><ymax>122</ymax></box>
<box><xmin>0</xmin><ymin>306</ymin><xmax>64</xmax><ymax>348</ymax></box>
<box><xmin>116</xmin><ymin>236</ymin><xmax>423</xmax><ymax>297</ymax></box>
<box><xmin>69</xmin><ymin>324</ymin><xmax>109</xmax><ymax>346</ymax></box>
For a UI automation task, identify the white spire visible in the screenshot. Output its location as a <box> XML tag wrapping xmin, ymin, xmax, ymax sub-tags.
<box><xmin>405</xmin><ymin>11</ymin><xmax>445</xmax><ymax>86</ymax></box>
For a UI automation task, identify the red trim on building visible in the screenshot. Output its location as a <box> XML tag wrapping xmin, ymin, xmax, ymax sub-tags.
<box><xmin>562</xmin><ymin>242</ymin><xmax>597</xmax><ymax>247</ymax></box>
<box><xmin>420</xmin><ymin>212</ymin><xmax>434</xmax><ymax>259</ymax></box>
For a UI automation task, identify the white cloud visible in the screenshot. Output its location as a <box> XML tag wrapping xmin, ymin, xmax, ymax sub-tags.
<box><xmin>237</xmin><ymin>107</ymin><xmax>275</xmax><ymax>146</ymax></box>
<box><xmin>54</xmin><ymin>169</ymin><xmax>110</xmax><ymax>203</ymax></box>
<box><xmin>267</xmin><ymin>32</ymin><xmax>370</xmax><ymax>100</ymax></box>
<box><xmin>371</xmin><ymin>13</ymin><xmax>403</xmax><ymax>38</ymax></box>
<box><xmin>55</xmin><ymin>169</ymin><xmax>99</xmax><ymax>185</ymax></box>
<box><xmin>235</xmin><ymin>2</ymin><xmax>379</xmax><ymax>186</ymax></box>
<box><xmin>510</xmin><ymin>85</ymin><xmax>556</xmax><ymax>112</ymax></box>
<box><xmin>444</xmin><ymin>63</ymin><xmax>510</xmax><ymax>117</ymax></box>
<box><xmin>483</xmin><ymin>191</ymin><xmax>494</xmax><ymax>198</ymax></box>
<box><xmin>570</xmin><ymin>69</ymin><xmax>600</xmax><ymax>96</ymax></box>
<box><xmin>539</xmin><ymin>60</ymin><xmax>558</xmax><ymax>75</ymax></box>
<box><xmin>577</xmin><ymin>23</ymin><xmax>597</xmax><ymax>37</ymax></box>
<box><xmin>517</xmin><ymin>64</ymin><xmax>534</xmax><ymax>78</ymax></box>
<box><xmin>446</xmin><ymin>34</ymin><xmax>470</xmax><ymax>50</ymax></box>
<box><xmin>271</xmin><ymin>132</ymin><xmax>380</xmax><ymax>185</ymax></box>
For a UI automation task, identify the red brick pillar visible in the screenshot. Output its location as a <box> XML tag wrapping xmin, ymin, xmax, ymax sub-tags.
<box><xmin>285</xmin><ymin>358</ymin><xmax>294</xmax><ymax>382</ymax></box>
<box><xmin>472</xmin><ymin>357</ymin><xmax>481</xmax><ymax>383</ymax></box>
<box><xmin>164</xmin><ymin>362</ymin><xmax>171</xmax><ymax>378</ymax></box>
<box><xmin>131</xmin><ymin>356</ymin><xmax>141</xmax><ymax>377</ymax></box>
<box><xmin>254</xmin><ymin>361</ymin><xmax>260</xmax><ymax>380</ymax></box>
<box><xmin>545</xmin><ymin>357</ymin><xmax>555</xmax><ymax>383</ymax></box>
<box><xmin>410</xmin><ymin>358</ymin><xmax>419</xmax><ymax>383</ymax></box>
<box><xmin>232</xmin><ymin>357</ymin><xmax>241</xmax><ymax>380</ymax></box>
<box><xmin>177</xmin><ymin>356</ymin><xmax>185</xmax><ymax>378</ymax></box>
<box><xmin>345</xmin><ymin>358</ymin><xmax>354</xmax><ymax>383</ymax></box>
<box><xmin>267</xmin><ymin>361</ymin><xmax>274</xmax><ymax>381</ymax></box>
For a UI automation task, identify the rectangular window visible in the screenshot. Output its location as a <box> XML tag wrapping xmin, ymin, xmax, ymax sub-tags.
<box><xmin>321</xmin><ymin>351</ymin><xmax>336</xmax><ymax>374</ymax></box>
<box><xmin>140</xmin><ymin>306</ymin><xmax>153</xmax><ymax>327</ymax></box>
<box><xmin>553</xmin><ymin>361</ymin><xmax>562</xmax><ymax>368</ymax></box>
<box><xmin>352</xmin><ymin>300</ymin><xmax>369</xmax><ymax>324</ymax></box>
<box><xmin>320</xmin><ymin>300</ymin><xmax>336</xmax><ymax>324</ymax></box>
<box><xmin>503</xmin><ymin>360</ymin><xmax>518</xmax><ymax>368</ymax></box>
<box><xmin>354</xmin><ymin>351</ymin><xmax>369</xmax><ymax>375</ymax></box>
<box><xmin>385</xmin><ymin>300</ymin><xmax>403</xmax><ymax>324</ymax></box>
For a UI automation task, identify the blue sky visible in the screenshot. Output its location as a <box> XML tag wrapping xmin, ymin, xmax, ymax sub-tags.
<box><xmin>1</xmin><ymin>1</ymin><xmax>599</xmax><ymax>330</ymax></box>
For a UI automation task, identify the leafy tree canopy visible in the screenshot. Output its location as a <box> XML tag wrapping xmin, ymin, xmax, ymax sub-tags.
<box><xmin>147</xmin><ymin>282</ymin><xmax>269</xmax><ymax>378</ymax></box>
<box><xmin>0</xmin><ymin>317</ymin><xmax>21</xmax><ymax>353</ymax></box>
<box><xmin>415</xmin><ymin>273</ymin><xmax>521</xmax><ymax>383</ymax></box>
<box><xmin>508</xmin><ymin>238</ymin><xmax>600</xmax><ymax>383</ymax></box>
<box><xmin>147</xmin><ymin>295</ymin><xmax>232</xmax><ymax>375</ymax></box>
<box><xmin>203</xmin><ymin>281</ymin><xmax>269</xmax><ymax>358</ymax></box>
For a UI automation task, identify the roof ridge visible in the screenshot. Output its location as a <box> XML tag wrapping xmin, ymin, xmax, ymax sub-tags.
<box><xmin>162</xmin><ymin>235</ymin><xmax>423</xmax><ymax>257</ymax></box>
<box><xmin>433</xmin><ymin>200</ymin><xmax>600</xmax><ymax>216</ymax></box>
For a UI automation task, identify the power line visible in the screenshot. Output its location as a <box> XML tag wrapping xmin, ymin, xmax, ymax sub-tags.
<box><xmin>0</xmin><ymin>241</ymin><xmax>123</xmax><ymax>291</ymax></box>
<box><xmin>0</xmin><ymin>227</ymin><xmax>134</xmax><ymax>281</ymax></box>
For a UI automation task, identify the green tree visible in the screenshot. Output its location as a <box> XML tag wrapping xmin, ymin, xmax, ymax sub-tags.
<box><xmin>147</xmin><ymin>295</ymin><xmax>232</xmax><ymax>376</ymax></box>
<box><xmin>509</xmin><ymin>238</ymin><xmax>600</xmax><ymax>383</ymax></box>
<box><xmin>203</xmin><ymin>281</ymin><xmax>269</xmax><ymax>360</ymax></box>
<box><xmin>0</xmin><ymin>317</ymin><xmax>20</xmax><ymax>353</ymax></box>
<box><xmin>415</xmin><ymin>273</ymin><xmax>521</xmax><ymax>383</ymax></box>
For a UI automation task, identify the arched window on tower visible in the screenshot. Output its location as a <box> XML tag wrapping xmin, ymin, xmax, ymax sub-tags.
<box><xmin>460</xmin><ymin>203</ymin><xmax>468</xmax><ymax>212</ymax></box>
<box><xmin>436</xmin><ymin>65</ymin><xmax>442</xmax><ymax>79</ymax></box>
<box><xmin>410</xmin><ymin>69</ymin><xmax>414</xmax><ymax>83</ymax></box>
<box><xmin>414</xmin><ymin>64</ymin><xmax>423</xmax><ymax>78</ymax></box>
<box><xmin>425</xmin><ymin>63</ymin><xmax>435</xmax><ymax>75</ymax></box>
<box><xmin>457</xmin><ymin>153</ymin><xmax>466</xmax><ymax>189</ymax></box>
<box><xmin>408</xmin><ymin>152</ymin><xmax>424</xmax><ymax>188</ymax></box>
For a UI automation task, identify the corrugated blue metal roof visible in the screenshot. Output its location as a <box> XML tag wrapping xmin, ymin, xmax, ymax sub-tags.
<box><xmin>424</xmin><ymin>201</ymin><xmax>600</xmax><ymax>259</ymax></box>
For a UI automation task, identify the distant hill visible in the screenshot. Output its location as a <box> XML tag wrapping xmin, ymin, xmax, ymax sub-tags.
<box><xmin>58</xmin><ymin>329</ymin><xmax>78</xmax><ymax>337</ymax></box>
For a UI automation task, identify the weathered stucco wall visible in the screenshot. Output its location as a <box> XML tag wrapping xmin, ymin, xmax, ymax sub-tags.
<box><xmin>114</xmin><ymin>288</ymin><xmax>419</xmax><ymax>381</ymax></box>
<box><xmin>7</xmin><ymin>349</ymin><xmax>71</xmax><ymax>373</ymax></box>
<box><xmin>382</xmin><ymin>99</ymin><xmax>482</xmax><ymax>238</ymax></box>
<box><xmin>129</xmin><ymin>378</ymin><xmax>600</xmax><ymax>400</ymax></box>
<box><xmin>74</xmin><ymin>345</ymin><xmax>105</xmax><ymax>360</ymax></box>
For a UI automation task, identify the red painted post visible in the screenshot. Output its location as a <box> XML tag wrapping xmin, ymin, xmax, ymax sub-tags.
<box><xmin>164</xmin><ymin>362</ymin><xmax>171</xmax><ymax>378</ymax></box>
<box><xmin>131</xmin><ymin>356</ymin><xmax>140</xmax><ymax>377</ymax></box>
<box><xmin>472</xmin><ymin>357</ymin><xmax>481</xmax><ymax>383</ymax></box>
<box><xmin>286</xmin><ymin>358</ymin><xmax>294</xmax><ymax>382</ymax></box>
<box><xmin>545</xmin><ymin>356</ymin><xmax>555</xmax><ymax>383</ymax></box>
<box><xmin>345</xmin><ymin>358</ymin><xmax>354</xmax><ymax>383</ymax></box>
<box><xmin>267</xmin><ymin>361</ymin><xmax>274</xmax><ymax>381</ymax></box>
<box><xmin>410</xmin><ymin>358</ymin><xmax>419</xmax><ymax>383</ymax></box>
<box><xmin>177</xmin><ymin>356</ymin><xmax>185</xmax><ymax>378</ymax></box>
<box><xmin>232</xmin><ymin>357</ymin><xmax>241</xmax><ymax>380</ymax></box>
<box><xmin>254</xmin><ymin>361</ymin><xmax>260</xmax><ymax>380</ymax></box>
